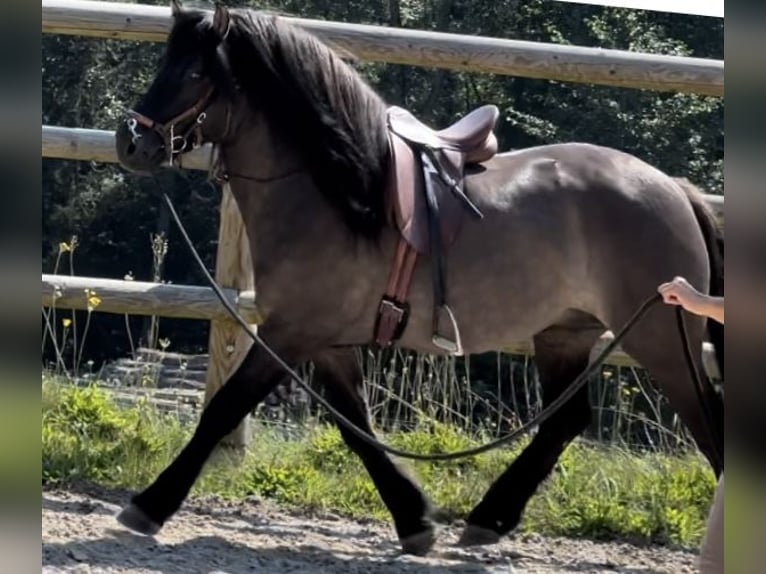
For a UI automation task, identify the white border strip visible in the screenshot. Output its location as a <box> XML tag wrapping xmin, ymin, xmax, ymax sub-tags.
<box><xmin>548</xmin><ymin>0</ymin><xmax>723</xmax><ymax>18</ymax></box>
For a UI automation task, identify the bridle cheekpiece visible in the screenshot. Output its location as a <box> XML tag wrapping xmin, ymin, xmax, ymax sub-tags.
<box><xmin>125</xmin><ymin>84</ymin><xmax>217</xmax><ymax>166</ymax></box>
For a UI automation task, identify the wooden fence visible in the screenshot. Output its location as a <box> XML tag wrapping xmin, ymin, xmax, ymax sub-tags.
<box><xmin>43</xmin><ymin>0</ymin><xmax>723</xmax><ymax>95</ymax></box>
<box><xmin>42</xmin><ymin>0</ymin><xmax>724</xmax><ymax>445</ymax></box>
<box><xmin>43</xmin><ymin>271</ymin><xmax>720</xmax><ymax>375</ymax></box>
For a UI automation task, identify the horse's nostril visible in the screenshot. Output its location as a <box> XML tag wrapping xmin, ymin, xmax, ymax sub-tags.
<box><xmin>127</xmin><ymin>143</ymin><xmax>136</xmax><ymax>156</ymax></box>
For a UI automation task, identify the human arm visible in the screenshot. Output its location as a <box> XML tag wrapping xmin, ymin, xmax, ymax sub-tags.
<box><xmin>658</xmin><ymin>276</ymin><xmax>724</xmax><ymax>325</ymax></box>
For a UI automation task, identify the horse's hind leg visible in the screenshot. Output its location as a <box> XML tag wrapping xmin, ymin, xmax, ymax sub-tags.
<box><xmin>460</xmin><ymin>319</ymin><xmax>603</xmax><ymax>546</ymax></box>
<box><xmin>312</xmin><ymin>347</ymin><xmax>438</xmax><ymax>556</ymax></box>
<box><xmin>116</xmin><ymin>341</ymin><xmax>295</xmax><ymax>535</ymax></box>
<box><xmin>616</xmin><ymin>306</ymin><xmax>723</xmax><ymax>476</ymax></box>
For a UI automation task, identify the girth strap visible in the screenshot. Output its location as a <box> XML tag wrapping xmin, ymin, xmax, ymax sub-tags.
<box><xmin>373</xmin><ymin>237</ymin><xmax>418</xmax><ymax>348</ymax></box>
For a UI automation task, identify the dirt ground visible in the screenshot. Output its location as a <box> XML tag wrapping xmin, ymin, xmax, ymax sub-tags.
<box><xmin>42</xmin><ymin>485</ymin><xmax>701</xmax><ymax>574</ymax></box>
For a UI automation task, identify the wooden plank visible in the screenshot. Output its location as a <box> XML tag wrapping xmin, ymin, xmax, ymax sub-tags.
<box><xmin>42</xmin><ymin>124</ymin><xmax>725</xmax><ymax>221</ymax></box>
<box><xmin>42</xmin><ymin>125</ymin><xmax>213</xmax><ymax>170</ymax></box>
<box><xmin>701</xmin><ymin>193</ymin><xmax>724</xmax><ymax>222</ymax></box>
<box><xmin>504</xmin><ymin>334</ymin><xmax>720</xmax><ymax>379</ymax></box>
<box><xmin>42</xmin><ymin>273</ymin><xmax>262</xmax><ymax>324</ymax></box>
<box><xmin>42</xmin><ymin>273</ymin><xmax>719</xmax><ymax>378</ymax></box>
<box><xmin>202</xmin><ymin>185</ymin><xmax>257</xmax><ymax>447</ymax></box>
<box><xmin>42</xmin><ymin>0</ymin><xmax>724</xmax><ymax>96</ymax></box>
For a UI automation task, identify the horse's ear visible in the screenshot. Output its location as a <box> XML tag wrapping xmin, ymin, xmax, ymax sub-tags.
<box><xmin>212</xmin><ymin>3</ymin><xmax>231</xmax><ymax>38</ymax></box>
<box><xmin>170</xmin><ymin>0</ymin><xmax>182</xmax><ymax>17</ymax></box>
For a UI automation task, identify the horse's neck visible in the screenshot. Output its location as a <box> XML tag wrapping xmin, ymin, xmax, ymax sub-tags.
<box><xmin>220</xmin><ymin>112</ymin><xmax>309</xmax><ymax>238</ymax></box>
<box><xmin>221</xmin><ymin>135</ymin><xmax>334</xmax><ymax>260</ymax></box>
<box><xmin>221</xmin><ymin>112</ymin><xmax>303</xmax><ymax>181</ymax></box>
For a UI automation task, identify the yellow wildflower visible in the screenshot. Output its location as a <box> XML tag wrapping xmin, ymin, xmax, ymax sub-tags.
<box><xmin>87</xmin><ymin>294</ymin><xmax>101</xmax><ymax>312</ymax></box>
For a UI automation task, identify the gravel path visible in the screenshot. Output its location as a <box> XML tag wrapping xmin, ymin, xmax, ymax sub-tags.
<box><xmin>42</xmin><ymin>486</ymin><xmax>700</xmax><ymax>573</ymax></box>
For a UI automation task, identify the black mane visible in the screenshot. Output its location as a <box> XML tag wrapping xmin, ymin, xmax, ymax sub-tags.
<box><xmin>175</xmin><ymin>8</ymin><xmax>391</xmax><ymax>239</ymax></box>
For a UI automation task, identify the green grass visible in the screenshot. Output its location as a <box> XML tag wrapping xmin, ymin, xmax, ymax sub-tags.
<box><xmin>41</xmin><ymin>378</ymin><xmax>716</xmax><ymax>547</ymax></box>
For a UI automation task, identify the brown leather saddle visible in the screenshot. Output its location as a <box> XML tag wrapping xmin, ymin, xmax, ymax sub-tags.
<box><xmin>373</xmin><ymin>104</ymin><xmax>500</xmax><ymax>355</ymax></box>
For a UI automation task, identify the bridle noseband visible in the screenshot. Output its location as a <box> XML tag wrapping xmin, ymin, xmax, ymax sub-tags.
<box><xmin>122</xmin><ymin>75</ymin><xmax>297</xmax><ymax>185</ymax></box>
<box><xmin>125</xmin><ymin>84</ymin><xmax>217</xmax><ymax>164</ymax></box>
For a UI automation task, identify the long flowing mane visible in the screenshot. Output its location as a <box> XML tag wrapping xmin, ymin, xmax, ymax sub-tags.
<box><xmin>197</xmin><ymin>8</ymin><xmax>391</xmax><ymax>238</ymax></box>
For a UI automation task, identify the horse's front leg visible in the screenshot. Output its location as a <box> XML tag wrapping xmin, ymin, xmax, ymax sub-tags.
<box><xmin>116</xmin><ymin>338</ymin><xmax>301</xmax><ymax>535</ymax></box>
<box><xmin>312</xmin><ymin>347</ymin><xmax>438</xmax><ymax>556</ymax></box>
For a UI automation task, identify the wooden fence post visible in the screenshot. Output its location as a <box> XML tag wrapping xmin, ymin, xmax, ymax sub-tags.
<box><xmin>203</xmin><ymin>183</ymin><xmax>255</xmax><ymax>448</ymax></box>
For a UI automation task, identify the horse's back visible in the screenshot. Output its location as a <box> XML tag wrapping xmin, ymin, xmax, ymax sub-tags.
<box><xmin>466</xmin><ymin>141</ymin><xmax>700</xmax><ymax>240</ymax></box>
<box><xmin>452</xmin><ymin>140</ymin><xmax>711</xmax><ymax>332</ymax></box>
<box><xmin>468</xmin><ymin>141</ymin><xmax>680</xmax><ymax>202</ymax></box>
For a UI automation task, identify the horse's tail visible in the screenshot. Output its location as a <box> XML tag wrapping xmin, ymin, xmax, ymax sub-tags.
<box><xmin>674</xmin><ymin>177</ymin><xmax>724</xmax><ymax>369</ymax></box>
<box><xmin>674</xmin><ymin>177</ymin><xmax>724</xmax><ymax>468</ymax></box>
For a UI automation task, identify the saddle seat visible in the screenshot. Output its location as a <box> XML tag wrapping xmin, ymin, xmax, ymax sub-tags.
<box><xmin>387</xmin><ymin>105</ymin><xmax>499</xmax><ymax>164</ymax></box>
<box><xmin>384</xmin><ymin>104</ymin><xmax>500</xmax><ymax>256</ymax></box>
<box><xmin>373</xmin><ymin>104</ymin><xmax>501</xmax><ymax>355</ymax></box>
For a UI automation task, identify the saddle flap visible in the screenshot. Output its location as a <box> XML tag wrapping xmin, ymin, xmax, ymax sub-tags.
<box><xmin>386</xmin><ymin>132</ymin><xmax>467</xmax><ymax>255</ymax></box>
<box><xmin>387</xmin><ymin>132</ymin><xmax>429</xmax><ymax>254</ymax></box>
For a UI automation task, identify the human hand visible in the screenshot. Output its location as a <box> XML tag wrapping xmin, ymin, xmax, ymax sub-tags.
<box><xmin>657</xmin><ymin>276</ymin><xmax>707</xmax><ymax>315</ymax></box>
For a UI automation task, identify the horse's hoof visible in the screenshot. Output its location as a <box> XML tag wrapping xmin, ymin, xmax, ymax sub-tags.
<box><xmin>400</xmin><ymin>526</ymin><xmax>438</xmax><ymax>556</ymax></box>
<box><xmin>116</xmin><ymin>503</ymin><xmax>161</xmax><ymax>536</ymax></box>
<box><xmin>457</xmin><ymin>524</ymin><xmax>501</xmax><ymax>547</ymax></box>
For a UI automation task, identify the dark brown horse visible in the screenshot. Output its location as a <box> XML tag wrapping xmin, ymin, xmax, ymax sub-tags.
<box><xmin>113</xmin><ymin>2</ymin><xmax>723</xmax><ymax>556</ymax></box>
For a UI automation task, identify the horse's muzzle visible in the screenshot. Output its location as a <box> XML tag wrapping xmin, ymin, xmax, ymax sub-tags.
<box><xmin>114</xmin><ymin>118</ymin><xmax>168</xmax><ymax>175</ymax></box>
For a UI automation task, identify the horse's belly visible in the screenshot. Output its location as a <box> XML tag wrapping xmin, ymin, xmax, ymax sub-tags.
<box><xmin>399</xmin><ymin>209</ymin><xmax>587</xmax><ymax>354</ymax></box>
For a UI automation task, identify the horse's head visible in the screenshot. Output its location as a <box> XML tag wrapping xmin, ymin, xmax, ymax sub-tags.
<box><xmin>116</xmin><ymin>0</ymin><xmax>389</xmax><ymax>236</ymax></box>
<box><xmin>115</xmin><ymin>1</ymin><xmax>237</xmax><ymax>174</ymax></box>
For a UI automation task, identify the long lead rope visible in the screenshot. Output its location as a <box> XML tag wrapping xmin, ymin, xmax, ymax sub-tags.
<box><xmin>676</xmin><ymin>308</ymin><xmax>724</xmax><ymax>470</ymax></box>
<box><xmin>163</xmin><ymin>193</ymin><xmax>715</xmax><ymax>463</ymax></box>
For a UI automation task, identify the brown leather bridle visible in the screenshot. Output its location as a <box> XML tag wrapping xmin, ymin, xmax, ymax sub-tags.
<box><xmin>125</xmin><ymin>85</ymin><xmax>217</xmax><ymax>164</ymax></box>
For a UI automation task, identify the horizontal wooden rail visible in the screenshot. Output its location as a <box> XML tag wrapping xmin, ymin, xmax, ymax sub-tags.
<box><xmin>41</xmin><ymin>124</ymin><xmax>725</xmax><ymax>221</ymax></box>
<box><xmin>42</xmin><ymin>125</ymin><xmax>214</xmax><ymax>170</ymax></box>
<box><xmin>42</xmin><ymin>273</ymin><xmax>719</xmax><ymax>378</ymax></box>
<box><xmin>42</xmin><ymin>274</ymin><xmax>263</xmax><ymax>324</ymax></box>
<box><xmin>42</xmin><ymin>0</ymin><xmax>724</xmax><ymax>96</ymax></box>
<box><xmin>505</xmin><ymin>337</ymin><xmax>719</xmax><ymax>380</ymax></box>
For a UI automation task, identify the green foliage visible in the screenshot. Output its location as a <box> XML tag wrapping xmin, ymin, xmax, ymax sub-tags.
<box><xmin>526</xmin><ymin>443</ymin><xmax>716</xmax><ymax>544</ymax></box>
<box><xmin>244</xmin><ymin>464</ymin><xmax>318</xmax><ymax>503</ymax></box>
<box><xmin>42</xmin><ymin>378</ymin><xmax>715</xmax><ymax>546</ymax></box>
<box><xmin>306</xmin><ymin>425</ymin><xmax>353</xmax><ymax>473</ymax></box>
<box><xmin>42</xmin><ymin>380</ymin><xmax>186</xmax><ymax>485</ymax></box>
